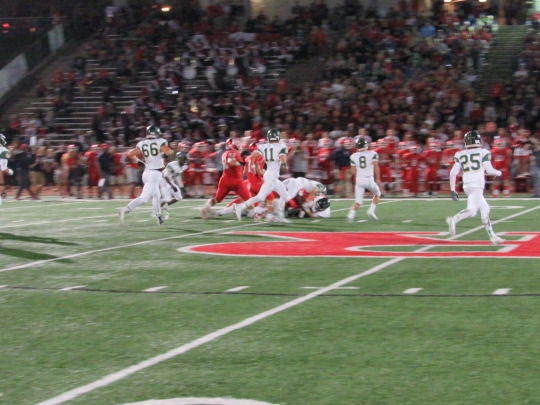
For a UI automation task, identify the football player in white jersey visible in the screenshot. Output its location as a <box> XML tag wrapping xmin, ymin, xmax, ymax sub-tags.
<box><xmin>283</xmin><ymin>176</ymin><xmax>325</xmax><ymax>202</ymax></box>
<box><xmin>118</xmin><ymin>125</ymin><xmax>172</xmax><ymax>225</ymax></box>
<box><xmin>446</xmin><ymin>130</ymin><xmax>505</xmax><ymax>245</ymax></box>
<box><xmin>159</xmin><ymin>150</ymin><xmax>189</xmax><ymax>220</ymax></box>
<box><xmin>0</xmin><ymin>133</ymin><xmax>13</xmax><ymax>204</ymax></box>
<box><xmin>346</xmin><ymin>137</ymin><xmax>381</xmax><ymax>223</ymax></box>
<box><xmin>234</xmin><ymin>128</ymin><xmax>290</xmax><ymax>222</ymax></box>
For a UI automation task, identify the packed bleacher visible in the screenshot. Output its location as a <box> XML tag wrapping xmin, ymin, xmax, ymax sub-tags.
<box><xmin>2</xmin><ymin>0</ymin><xmax>540</xmax><ymax>200</ymax></box>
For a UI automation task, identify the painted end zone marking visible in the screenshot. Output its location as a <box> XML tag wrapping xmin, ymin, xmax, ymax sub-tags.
<box><xmin>493</xmin><ymin>288</ymin><xmax>511</xmax><ymax>295</ymax></box>
<box><xmin>143</xmin><ymin>286</ymin><xmax>167</xmax><ymax>292</ymax></box>
<box><xmin>226</xmin><ymin>286</ymin><xmax>250</xmax><ymax>292</ymax></box>
<box><xmin>403</xmin><ymin>288</ymin><xmax>423</xmax><ymax>294</ymax></box>
<box><xmin>36</xmin><ymin>257</ymin><xmax>404</xmax><ymax>405</ymax></box>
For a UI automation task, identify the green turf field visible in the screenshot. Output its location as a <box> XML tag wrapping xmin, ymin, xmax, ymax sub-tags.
<box><xmin>1</xmin><ymin>196</ymin><xmax>539</xmax><ymax>405</ymax></box>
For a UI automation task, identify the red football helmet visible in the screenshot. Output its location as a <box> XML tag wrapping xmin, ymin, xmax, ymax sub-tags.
<box><xmin>226</xmin><ymin>138</ymin><xmax>240</xmax><ymax>150</ymax></box>
<box><xmin>249</xmin><ymin>142</ymin><xmax>258</xmax><ymax>152</ymax></box>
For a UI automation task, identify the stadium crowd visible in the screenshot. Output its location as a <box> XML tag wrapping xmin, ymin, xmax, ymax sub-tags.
<box><xmin>1</xmin><ymin>0</ymin><xmax>540</xmax><ymax>200</ymax></box>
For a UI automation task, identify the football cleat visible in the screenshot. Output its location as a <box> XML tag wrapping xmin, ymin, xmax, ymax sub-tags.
<box><xmin>201</xmin><ymin>205</ymin><xmax>210</xmax><ymax>220</ymax></box>
<box><xmin>490</xmin><ymin>235</ymin><xmax>505</xmax><ymax>245</ymax></box>
<box><xmin>161</xmin><ymin>204</ymin><xmax>169</xmax><ymax>220</ymax></box>
<box><xmin>253</xmin><ymin>212</ymin><xmax>263</xmax><ymax>223</ymax></box>
<box><xmin>233</xmin><ymin>203</ymin><xmax>243</xmax><ymax>221</ymax></box>
<box><xmin>446</xmin><ymin>216</ymin><xmax>456</xmax><ymax>236</ymax></box>
<box><xmin>346</xmin><ymin>215</ymin><xmax>355</xmax><ymax>224</ymax></box>
<box><xmin>118</xmin><ymin>207</ymin><xmax>130</xmax><ymax>224</ymax></box>
<box><xmin>367</xmin><ymin>210</ymin><xmax>379</xmax><ymax>220</ymax></box>
<box><xmin>157</xmin><ymin>215</ymin><xmax>165</xmax><ymax>225</ymax></box>
<box><xmin>273</xmin><ymin>215</ymin><xmax>291</xmax><ymax>224</ymax></box>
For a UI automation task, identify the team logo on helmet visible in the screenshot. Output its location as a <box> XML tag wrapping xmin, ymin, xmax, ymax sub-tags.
<box><xmin>464</xmin><ymin>130</ymin><xmax>482</xmax><ymax>148</ymax></box>
<box><xmin>266</xmin><ymin>128</ymin><xmax>280</xmax><ymax>142</ymax></box>
<box><xmin>146</xmin><ymin>125</ymin><xmax>162</xmax><ymax>139</ymax></box>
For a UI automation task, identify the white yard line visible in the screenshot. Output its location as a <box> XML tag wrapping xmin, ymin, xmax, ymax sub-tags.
<box><xmin>58</xmin><ymin>286</ymin><xmax>85</xmax><ymax>291</ymax></box>
<box><xmin>226</xmin><ymin>286</ymin><xmax>250</xmax><ymax>292</ymax></box>
<box><xmin>403</xmin><ymin>288</ymin><xmax>423</xmax><ymax>294</ymax></box>
<box><xmin>143</xmin><ymin>286</ymin><xmax>167</xmax><ymax>292</ymax></box>
<box><xmin>36</xmin><ymin>257</ymin><xmax>404</xmax><ymax>405</ymax></box>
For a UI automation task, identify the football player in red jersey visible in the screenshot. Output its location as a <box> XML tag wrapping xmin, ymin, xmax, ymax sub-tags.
<box><xmin>188</xmin><ymin>141</ymin><xmax>209</xmax><ymax>198</ymax></box>
<box><xmin>318</xmin><ymin>136</ymin><xmax>334</xmax><ymax>196</ymax></box>
<box><xmin>214</xmin><ymin>141</ymin><xmax>276</xmax><ymax>221</ymax></box>
<box><xmin>302</xmin><ymin>132</ymin><xmax>319</xmax><ymax>178</ymax></box>
<box><xmin>201</xmin><ymin>138</ymin><xmax>252</xmax><ymax>219</ymax></box>
<box><xmin>395</xmin><ymin>136</ymin><xmax>416</xmax><ymax>194</ymax></box>
<box><xmin>374</xmin><ymin>138</ymin><xmax>393</xmax><ymax>195</ymax></box>
<box><xmin>490</xmin><ymin>136</ymin><xmax>512</xmax><ymax>197</ymax></box>
<box><xmin>84</xmin><ymin>144</ymin><xmax>101</xmax><ymax>199</ymax></box>
<box><xmin>442</xmin><ymin>139</ymin><xmax>461</xmax><ymax>192</ymax></box>
<box><xmin>401</xmin><ymin>144</ymin><xmax>423</xmax><ymax>197</ymax></box>
<box><xmin>422</xmin><ymin>139</ymin><xmax>443</xmax><ymax>196</ymax></box>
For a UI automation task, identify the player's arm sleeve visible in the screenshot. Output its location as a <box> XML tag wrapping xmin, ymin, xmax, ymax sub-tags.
<box><xmin>373</xmin><ymin>160</ymin><xmax>381</xmax><ymax>182</ymax></box>
<box><xmin>484</xmin><ymin>160</ymin><xmax>502</xmax><ymax>177</ymax></box>
<box><xmin>449</xmin><ymin>162</ymin><xmax>461</xmax><ymax>191</ymax></box>
<box><xmin>349</xmin><ymin>157</ymin><xmax>357</xmax><ymax>175</ymax></box>
<box><xmin>127</xmin><ymin>148</ymin><xmax>141</xmax><ymax>163</ymax></box>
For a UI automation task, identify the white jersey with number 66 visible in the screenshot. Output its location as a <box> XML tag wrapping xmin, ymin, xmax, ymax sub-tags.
<box><xmin>136</xmin><ymin>138</ymin><xmax>169</xmax><ymax>170</ymax></box>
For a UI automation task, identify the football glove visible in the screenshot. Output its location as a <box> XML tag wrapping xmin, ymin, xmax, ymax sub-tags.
<box><xmin>451</xmin><ymin>191</ymin><xmax>459</xmax><ymax>201</ymax></box>
<box><xmin>137</xmin><ymin>160</ymin><xmax>145</xmax><ymax>168</ymax></box>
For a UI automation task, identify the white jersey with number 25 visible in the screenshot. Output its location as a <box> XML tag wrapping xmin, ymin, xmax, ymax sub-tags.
<box><xmin>452</xmin><ymin>148</ymin><xmax>500</xmax><ymax>189</ymax></box>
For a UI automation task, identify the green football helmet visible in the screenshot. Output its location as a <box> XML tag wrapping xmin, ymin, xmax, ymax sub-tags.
<box><xmin>176</xmin><ymin>151</ymin><xmax>188</xmax><ymax>166</ymax></box>
<box><xmin>464</xmin><ymin>130</ymin><xmax>482</xmax><ymax>148</ymax></box>
<box><xmin>146</xmin><ymin>125</ymin><xmax>162</xmax><ymax>139</ymax></box>
<box><xmin>315</xmin><ymin>196</ymin><xmax>330</xmax><ymax>211</ymax></box>
<box><xmin>316</xmin><ymin>183</ymin><xmax>327</xmax><ymax>195</ymax></box>
<box><xmin>355</xmin><ymin>137</ymin><xmax>367</xmax><ymax>150</ymax></box>
<box><xmin>0</xmin><ymin>133</ymin><xmax>6</xmax><ymax>147</ymax></box>
<box><xmin>266</xmin><ymin>128</ymin><xmax>281</xmax><ymax>142</ymax></box>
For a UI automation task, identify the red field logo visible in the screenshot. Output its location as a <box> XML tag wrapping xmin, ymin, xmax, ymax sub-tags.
<box><xmin>181</xmin><ymin>232</ymin><xmax>540</xmax><ymax>258</ymax></box>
